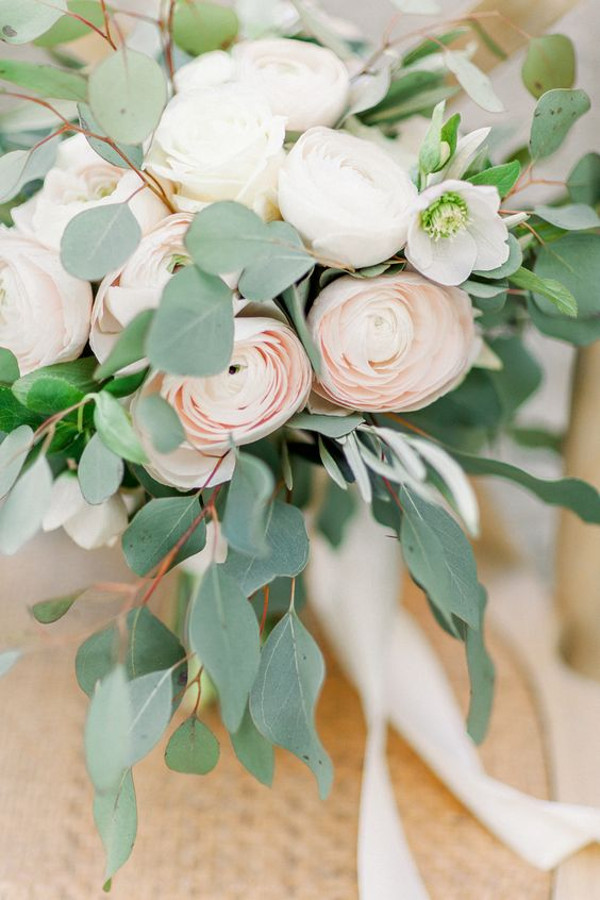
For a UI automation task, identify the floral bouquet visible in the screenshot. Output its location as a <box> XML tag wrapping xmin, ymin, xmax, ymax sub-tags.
<box><xmin>1</xmin><ymin>0</ymin><xmax>599</xmax><ymax>888</ymax></box>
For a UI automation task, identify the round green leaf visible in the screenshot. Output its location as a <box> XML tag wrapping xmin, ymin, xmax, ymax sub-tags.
<box><xmin>0</xmin><ymin>0</ymin><xmax>67</xmax><ymax>43</ymax></box>
<box><xmin>568</xmin><ymin>153</ymin><xmax>600</xmax><ymax>205</ymax></box>
<box><xmin>135</xmin><ymin>394</ymin><xmax>185</xmax><ymax>454</ymax></box>
<box><xmin>88</xmin><ymin>48</ymin><xmax>167</xmax><ymax>145</ymax></box>
<box><xmin>530</xmin><ymin>89</ymin><xmax>591</xmax><ymax>160</ymax></box>
<box><xmin>0</xmin><ymin>424</ymin><xmax>33</xmax><ymax>501</ymax></box>
<box><xmin>0</xmin><ymin>348</ymin><xmax>19</xmax><ymax>384</ymax></box>
<box><xmin>61</xmin><ymin>203</ymin><xmax>142</xmax><ymax>282</ymax></box>
<box><xmin>93</xmin><ymin>391</ymin><xmax>147</xmax><ymax>465</ymax></box>
<box><xmin>165</xmin><ymin>718</ymin><xmax>220</xmax><ymax>775</ymax></box>
<box><xmin>79</xmin><ymin>433</ymin><xmax>124</xmax><ymax>505</ymax></box>
<box><xmin>172</xmin><ymin>1</ymin><xmax>238</xmax><ymax>57</ymax></box>
<box><xmin>522</xmin><ymin>34</ymin><xmax>575</xmax><ymax>99</ymax></box>
<box><xmin>35</xmin><ymin>0</ymin><xmax>105</xmax><ymax>47</ymax></box>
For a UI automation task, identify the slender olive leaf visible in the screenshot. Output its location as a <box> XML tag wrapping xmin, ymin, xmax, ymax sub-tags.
<box><xmin>185</xmin><ymin>201</ymin><xmax>275</xmax><ymax>274</ymax></box>
<box><xmin>61</xmin><ymin>203</ymin><xmax>142</xmax><ymax>281</ymax></box>
<box><xmin>318</xmin><ymin>436</ymin><xmax>348</xmax><ymax>491</ymax></box>
<box><xmin>165</xmin><ymin>717</ymin><xmax>220</xmax><ymax>775</ymax></box>
<box><xmin>390</xmin><ymin>0</ymin><xmax>440</xmax><ymax>12</ymax></box>
<box><xmin>522</xmin><ymin>34</ymin><xmax>575</xmax><ymax>99</ymax></box>
<box><xmin>94</xmin><ymin>391</ymin><xmax>147</xmax><ymax>465</ymax></box>
<box><xmin>172</xmin><ymin>0</ymin><xmax>239</xmax><ymax>56</ymax></box>
<box><xmin>0</xmin><ymin>424</ymin><xmax>33</xmax><ymax>500</ymax></box>
<box><xmin>287</xmin><ymin>412</ymin><xmax>364</xmax><ymax>439</ymax></box>
<box><xmin>0</xmin><ymin>348</ymin><xmax>19</xmax><ymax>384</ymax></box>
<box><xmin>361</xmin><ymin>83</ymin><xmax>458</xmax><ymax>127</ymax></box>
<box><xmin>0</xmin><ymin>649</ymin><xmax>21</xmax><ymax>678</ymax></box>
<box><xmin>188</xmin><ymin>565</ymin><xmax>261</xmax><ymax>733</ymax></box>
<box><xmin>103</xmin><ymin>369</ymin><xmax>148</xmax><ymax>400</ymax></box>
<box><xmin>12</xmin><ymin>357</ymin><xmax>97</xmax><ymax>415</ymax></box>
<box><xmin>347</xmin><ymin>61</ymin><xmax>392</xmax><ymax>118</ymax></box>
<box><xmin>530</xmin><ymin>89</ymin><xmax>591</xmax><ymax>160</ymax></box>
<box><xmin>94</xmin><ymin>309</ymin><xmax>154</xmax><ymax>380</ymax></box>
<box><xmin>533</xmin><ymin>204</ymin><xmax>600</xmax><ymax>231</ymax></box>
<box><xmin>79</xmin><ymin>434</ymin><xmax>124</xmax><ymax>505</ymax></box>
<box><xmin>135</xmin><ymin>394</ymin><xmax>185</xmax><ymax>455</ymax></box>
<box><xmin>78</xmin><ymin>103</ymin><xmax>144</xmax><ymax>171</ymax></box>
<box><xmin>35</xmin><ymin>0</ymin><xmax>105</xmax><ymax>46</ymax></box>
<box><xmin>88</xmin><ymin>48</ymin><xmax>167</xmax><ymax>145</ymax></box>
<box><xmin>0</xmin><ymin>135</ymin><xmax>59</xmax><ymax>204</ymax></box>
<box><xmin>360</xmin><ymin>70</ymin><xmax>445</xmax><ymax>125</ymax></box>
<box><xmin>467</xmin><ymin>160</ymin><xmax>521</xmax><ymax>197</ymax></box>
<box><xmin>127</xmin><ymin>668</ymin><xmax>173</xmax><ymax>766</ymax></box>
<box><xmin>122</xmin><ymin>496</ymin><xmax>206</xmax><ymax>577</ymax></box>
<box><xmin>419</xmin><ymin>100</ymin><xmax>446</xmax><ymax>176</ymax></box>
<box><xmin>281</xmin><ymin>281</ymin><xmax>322</xmax><ymax>374</ymax></box>
<box><xmin>223</xmin><ymin>501</ymin><xmax>310</xmax><ymax>596</ymax></box>
<box><xmin>85</xmin><ymin>665</ymin><xmax>132</xmax><ymax>794</ymax></box>
<box><xmin>238</xmin><ymin>222</ymin><xmax>314</xmax><ymax>301</ymax></box>
<box><xmin>402</xmin><ymin>29</ymin><xmax>468</xmax><ymax>67</ymax></box>
<box><xmin>0</xmin><ymin>0</ymin><xmax>67</xmax><ymax>43</ymax></box>
<box><xmin>76</xmin><ymin>607</ymin><xmax>187</xmax><ymax>698</ymax></box>
<box><xmin>0</xmin><ymin>60</ymin><xmax>87</xmax><ymax>101</ymax></box>
<box><xmin>0</xmin><ymin>455</ymin><xmax>53</xmax><ymax>555</ymax></box>
<box><xmin>93</xmin><ymin>770</ymin><xmax>137</xmax><ymax>887</ymax></box>
<box><xmin>474</xmin><ymin>234</ymin><xmax>522</xmax><ymax>280</ymax></box>
<box><xmin>510</xmin><ymin>267</ymin><xmax>577</xmax><ymax>317</ymax></box>
<box><xmin>222</xmin><ymin>453</ymin><xmax>274</xmax><ymax>557</ymax></box>
<box><xmin>288</xmin><ymin>0</ymin><xmax>354</xmax><ymax>59</ymax></box>
<box><xmin>444</xmin><ymin>51</ymin><xmax>504</xmax><ymax>113</ymax></box>
<box><xmin>31</xmin><ymin>594</ymin><xmax>78</xmax><ymax>625</ymax></box>
<box><xmin>568</xmin><ymin>152</ymin><xmax>600</xmax><ymax>205</ymax></box>
<box><xmin>230</xmin><ymin>705</ymin><xmax>274</xmax><ymax>787</ymax></box>
<box><xmin>147</xmin><ymin>266</ymin><xmax>234</xmax><ymax>378</ymax></box>
<box><xmin>450</xmin><ymin>450</ymin><xmax>600</xmax><ymax>523</ymax></box>
<box><xmin>467</xmin><ymin>19</ymin><xmax>507</xmax><ymax>61</ymax></box>
<box><xmin>250</xmin><ymin>610</ymin><xmax>333</xmax><ymax>799</ymax></box>
<box><xmin>399</xmin><ymin>487</ymin><xmax>482</xmax><ymax>629</ymax></box>
<box><xmin>457</xmin><ymin>597</ymin><xmax>495</xmax><ymax>744</ymax></box>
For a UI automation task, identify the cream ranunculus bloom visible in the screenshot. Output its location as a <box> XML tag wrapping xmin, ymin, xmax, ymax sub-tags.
<box><xmin>12</xmin><ymin>134</ymin><xmax>168</xmax><ymax>251</ymax></box>
<box><xmin>0</xmin><ymin>227</ymin><xmax>92</xmax><ymax>375</ymax></box>
<box><xmin>278</xmin><ymin>127</ymin><xmax>418</xmax><ymax>269</ymax></box>
<box><xmin>145</xmin><ymin>84</ymin><xmax>286</xmax><ymax>219</ymax></box>
<box><xmin>132</xmin><ymin>317</ymin><xmax>312</xmax><ymax>489</ymax></box>
<box><xmin>308</xmin><ymin>271</ymin><xmax>479</xmax><ymax>412</ymax></box>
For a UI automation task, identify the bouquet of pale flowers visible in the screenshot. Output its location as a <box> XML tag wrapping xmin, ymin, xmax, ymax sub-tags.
<box><xmin>1</xmin><ymin>0</ymin><xmax>600</xmax><ymax>886</ymax></box>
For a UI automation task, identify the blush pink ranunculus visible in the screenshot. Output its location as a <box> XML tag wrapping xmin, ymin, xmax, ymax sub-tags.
<box><xmin>132</xmin><ymin>316</ymin><xmax>312</xmax><ymax>489</ymax></box>
<box><xmin>308</xmin><ymin>271</ymin><xmax>480</xmax><ymax>413</ymax></box>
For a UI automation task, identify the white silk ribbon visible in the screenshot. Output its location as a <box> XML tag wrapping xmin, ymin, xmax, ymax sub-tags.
<box><xmin>307</xmin><ymin>506</ymin><xmax>600</xmax><ymax>899</ymax></box>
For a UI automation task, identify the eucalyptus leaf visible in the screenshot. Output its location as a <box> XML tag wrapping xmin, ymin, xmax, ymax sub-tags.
<box><xmin>172</xmin><ymin>0</ymin><xmax>238</xmax><ymax>56</ymax></box>
<box><xmin>135</xmin><ymin>394</ymin><xmax>185</xmax><ymax>454</ymax></box>
<box><xmin>467</xmin><ymin>160</ymin><xmax>521</xmax><ymax>197</ymax></box>
<box><xmin>474</xmin><ymin>234</ymin><xmax>522</xmax><ymax>280</ymax></box>
<box><xmin>522</xmin><ymin>34</ymin><xmax>575</xmax><ymax>99</ymax></box>
<box><xmin>533</xmin><ymin>204</ymin><xmax>600</xmax><ymax>231</ymax></box>
<box><xmin>287</xmin><ymin>412</ymin><xmax>363</xmax><ymax>439</ymax></box>
<box><xmin>230</xmin><ymin>705</ymin><xmax>274</xmax><ymax>786</ymax></box>
<box><xmin>31</xmin><ymin>594</ymin><xmax>78</xmax><ymax>625</ymax></box>
<box><xmin>458</xmin><ymin>597</ymin><xmax>495</xmax><ymax>744</ymax></box>
<box><xmin>0</xmin><ymin>347</ymin><xmax>19</xmax><ymax>384</ymax></box>
<box><xmin>568</xmin><ymin>152</ymin><xmax>600</xmax><ymax>205</ymax></box>
<box><xmin>444</xmin><ymin>51</ymin><xmax>504</xmax><ymax>113</ymax></box>
<box><xmin>35</xmin><ymin>0</ymin><xmax>105</xmax><ymax>47</ymax></box>
<box><xmin>0</xmin><ymin>136</ymin><xmax>59</xmax><ymax>204</ymax></box>
<box><xmin>93</xmin><ymin>770</ymin><xmax>137</xmax><ymax>886</ymax></box>
<box><xmin>281</xmin><ymin>280</ymin><xmax>322</xmax><ymax>374</ymax></box>
<box><xmin>94</xmin><ymin>391</ymin><xmax>147</xmax><ymax>465</ymax></box>
<box><xmin>165</xmin><ymin>717</ymin><xmax>220</xmax><ymax>775</ymax></box>
<box><xmin>0</xmin><ymin>649</ymin><xmax>21</xmax><ymax>678</ymax></box>
<box><xmin>238</xmin><ymin>222</ymin><xmax>314</xmax><ymax>301</ymax></box>
<box><xmin>0</xmin><ymin>424</ymin><xmax>33</xmax><ymax>500</ymax></box>
<box><xmin>0</xmin><ymin>59</ymin><xmax>87</xmax><ymax>101</ymax></box>
<box><xmin>222</xmin><ymin>452</ymin><xmax>274</xmax><ymax>557</ymax></box>
<box><xmin>78</xmin><ymin>103</ymin><xmax>144</xmax><ymax>171</ymax></box>
<box><xmin>0</xmin><ymin>0</ymin><xmax>67</xmax><ymax>44</ymax></box>
<box><xmin>95</xmin><ymin>309</ymin><xmax>154</xmax><ymax>380</ymax></box>
<box><xmin>188</xmin><ymin>565</ymin><xmax>261</xmax><ymax>733</ymax></box>
<box><xmin>122</xmin><ymin>496</ymin><xmax>206</xmax><ymax>577</ymax></box>
<box><xmin>127</xmin><ymin>668</ymin><xmax>173</xmax><ymax>766</ymax></box>
<box><xmin>530</xmin><ymin>89</ymin><xmax>590</xmax><ymax>160</ymax></box>
<box><xmin>0</xmin><ymin>455</ymin><xmax>53</xmax><ymax>555</ymax></box>
<box><xmin>250</xmin><ymin>610</ymin><xmax>333</xmax><ymax>799</ymax></box>
<box><xmin>85</xmin><ymin>665</ymin><xmax>131</xmax><ymax>794</ymax></box>
<box><xmin>79</xmin><ymin>434</ymin><xmax>124</xmax><ymax>505</ymax></box>
<box><xmin>61</xmin><ymin>203</ymin><xmax>142</xmax><ymax>281</ymax></box>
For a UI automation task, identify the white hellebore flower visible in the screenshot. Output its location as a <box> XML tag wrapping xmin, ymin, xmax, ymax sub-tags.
<box><xmin>42</xmin><ymin>472</ymin><xmax>129</xmax><ymax>551</ymax></box>
<box><xmin>132</xmin><ymin>317</ymin><xmax>312</xmax><ymax>490</ymax></box>
<box><xmin>279</xmin><ymin>127</ymin><xmax>418</xmax><ymax>269</ymax></box>
<box><xmin>146</xmin><ymin>84</ymin><xmax>286</xmax><ymax>219</ymax></box>
<box><xmin>12</xmin><ymin>134</ymin><xmax>168</xmax><ymax>251</ymax></box>
<box><xmin>405</xmin><ymin>179</ymin><xmax>510</xmax><ymax>286</ymax></box>
<box><xmin>0</xmin><ymin>228</ymin><xmax>92</xmax><ymax>375</ymax></box>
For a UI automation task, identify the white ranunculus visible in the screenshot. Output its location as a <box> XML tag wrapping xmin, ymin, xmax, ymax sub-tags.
<box><xmin>42</xmin><ymin>472</ymin><xmax>129</xmax><ymax>550</ymax></box>
<box><xmin>146</xmin><ymin>84</ymin><xmax>286</xmax><ymax>219</ymax></box>
<box><xmin>12</xmin><ymin>134</ymin><xmax>168</xmax><ymax>251</ymax></box>
<box><xmin>308</xmin><ymin>271</ymin><xmax>479</xmax><ymax>413</ymax></box>
<box><xmin>132</xmin><ymin>316</ymin><xmax>312</xmax><ymax>490</ymax></box>
<box><xmin>405</xmin><ymin>179</ymin><xmax>510</xmax><ymax>286</ymax></box>
<box><xmin>174</xmin><ymin>50</ymin><xmax>236</xmax><ymax>92</ymax></box>
<box><xmin>0</xmin><ymin>228</ymin><xmax>92</xmax><ymax>375</ymax></box>
<box><xmin>278</xmin><ymin>127</ymin><xmax>418</xmax><ymax>269</ymax></box>
<box><xmin>233</xmin><ymin>39</ymin><xmax>350</xmax><ymax>131</ymax></box>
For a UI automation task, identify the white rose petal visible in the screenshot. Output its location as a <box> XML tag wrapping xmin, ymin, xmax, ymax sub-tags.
<box><xmin>0</xmin><ymin>228</ymin><xmax>92</xmax><ymax>375</ymax></box>
<box><xmin>278</xmin><ymin>127</ymin><xmax>418</xmax><ymax>269</ymax></box>
<box><xmin>146</xmin><ymin>84</ymin><xmax>286</xmax><ymax>219</ymax></box>
<box><xmin>308</xmin><ymin>271</ymin><xmax>480</xmax><ymax>413</ymax></box>
<box><xmin>12</xmin><ymin>134</ymin><xmax>168</xmax><ymax>251</ymax></box>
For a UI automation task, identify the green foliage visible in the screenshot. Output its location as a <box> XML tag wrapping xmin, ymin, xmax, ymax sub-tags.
<box><xmin>0</xmin><ymin>385</ymin><xmax>42</xmax><ymax>432</ymax></box>
<box><xmin>85</xmin><ymin>664</ymin><xmax>132</xmax><ymax>794</ymax></box>
<box><xmin>0</xmin><ymin>348</ymin><xmax>19</xmax><ymax>384</ymax></box>
<box><xmin>250</xmin><ymin>610</ymin><xmax>333</xmax><ymax>799</ymax></box>
<box><xmin>467</xmin><ymin>160</ymin><xmax>521</xmax><ymax>197</ymax></box>
<box><xmin>95</xmin><ymin>310</ymin><xmax>153</xmax><ymax>380</ymax></box>
<box><xmin>35</xmin><ymin>1</ymin><xmax>105</xmax><ymax>46</ymax></box>
<box><xmin>529</xmin><ymin>89</ymin><xmax>590</xmax><ymax>160</ymax></box>
<box><xmin>316</xmin><ymin>480</ymin><xmax>358</xmax><ymax>548</ymax></box>
<box><xmin>487</xmin><ymin>336</ymin><xmax>542</xmax><ymax>420</ymax></box>
<box><xmin>568</xmin><ymin>153</ymin><xmax>600</xmax><ymax>205</ymax></box>
<box><xmin>172</xmin><ymin>1</ymin><xmax>239</xmax><ymax>57</ymax></box>
<box><xmin>12</xmin><ymin>358</ymin><xmax>97</xmax><ymax>415</ymax></box>
<box><xmin>444</xmin><ymin>51</ymin><xmax>504</xmax><ymax>113</ymax></box>
<box><xmin>135</xmin><ymin>395</ymin><xmax>185</xmax><ymax>455</ymax></box>
<box><xmin>510</xmin><ymin>266</ymin><xmax>577</xmax><ymax>317</ymax></box>
<box><xmin>147</xmin><ymin>266</ymin><xmax>234</xmax><ymax>378</ymax></box>
<box><xmin>0</xmin><ymin>0</ymin><xmax>67</xmax><ymax>44</ymax></box>
<box><xmin>79</xmin><ymin>434</ymin><xmax>124</xmax><ymax>505</ymax></box>
<box><xmin>230</xmin><ymin>705</ymin><xmax>274</xmax><ymax>787</ymax></box>
<box><xmin>280</xmin><ymin>280</ymin><xmax>322</xmax><ymax>374</ymax></box>
<box><xmin>0</xmin><ymin>455</ymin><xmax>52</xmax><ymax>555</ymax></box>
<box><xmin>93</xmin><ymin>770</ymin><xmax>137</xmax><ymax>887</ymax></box>
<box><xmin>94</xmin><ymin>391</ymin><xmax>147</xmax><ymax>465</ymax></box>
<box><xmin>127</xmin><ymin>668</ymin><xmax>173</xmax><ymax>766</ymax></box>
<box><xmin>61</xmin><ymin>203</ymin><xmax>142</xmax><ymax>281</ymax></box>
<box><xmin>288</xmin><ymin>412</ymin><xmax>363</xmax><ymax>438</ymax></box>
<box><xmin>533</xmin><ymin>204</ymin><xmax>600</xmax><ymax>231</ymax></box>
<box><xmin>0</xmin><ymin>424</ymin><xmax>33</xmax><ymax>500</ymax></box>
<box><xmin>188</xmin><ymin>565</ymin><xmax>261</xmax><ymax>733</ymax></box>
<box><xmin>223</xmin><ymin>453</ymin><xmax>274</xmax><ymax>557</ymax></box>
<box><xmin>459</xmin><ymin>597</ymin><xmax>495</xmax><ymax>744</ymax></box>
<box><xmin>78</xmin><ymin>104</ymin><xmax>144</xmax><ymax>171</ymax></box>
<box><xmin>474</xmin><ymin>234</ymin><xmax>522</xmax><ymax>279</ymax></box>
<box><xmin>122</xmin><ymin>496</ymin><xmax>207</xmax><ymax>577</ymax></box>
<box><xmin>0</xmin><ymin>59</ymin><xmax>87</xmax><ymax>101</ymax></box>
<box><xmin>31</xmin><ymin>593</ymin><xmax>78</xmax><ymax>624</ymax></box>
<box><xmin>88</xmin><ymin>48</ymin><xmax>167</xmax><ymax>145</ymax></box>
<box><xmin>0</xmin><ymin>649</ymin><xmax>21</xmax><ymax>678</ymax></box>
<box><xmin>0</xmin><ymin>137</ymin><xmax>59</xmax><ymax>204</ymax></box>
<box><xmin>419</xmin><ymin>100</ymin><xmax>446</xmax><ymax>176</ymax></box>
<box><xmin>522</xmin><ymin>34</ymin><xmax>575</xmax><ymax>99</ymax></box>
<box><xmin>359</xmin><ymin>70</ymin><xmax>447</xmax><ymax>126</ymax></box>
<box><xmin>402</xmin><ymin>29</ymin><xmax>468</xmax><ymax>67</ymax></box>
<box><xmin>165</xmin><ymin>717</ymin><xmax>220</xmax><ymax>775</ymax></box>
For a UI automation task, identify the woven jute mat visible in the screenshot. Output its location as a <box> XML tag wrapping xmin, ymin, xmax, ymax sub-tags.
<box><xmin>0</xmin><ymin>535</ymin><xmax>551</xmax><ymax>899</ymax></box>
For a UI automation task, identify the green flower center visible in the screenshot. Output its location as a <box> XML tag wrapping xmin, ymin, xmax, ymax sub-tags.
<box><xmin>420</xmin><ymin>191</ymin><xmax>470</xmax><ymax>241</ymax></box>
<box><xmin>167</xmin><ymin>254</ymin><xmax>191</xmax><ymax>274</ymax></box>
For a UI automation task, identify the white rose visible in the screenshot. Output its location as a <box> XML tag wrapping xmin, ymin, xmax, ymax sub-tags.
<box><xmin>233</xmin><ymin>39</ymin><xmax>350</xmax><ymax>132</ymax></box>
<box><xmin>308</xmin><ymin>271</ymin><xmax>479</xmax><ymax>412</ymax></box>
<box><xmin>0</xmin><ymin>228</ymin><xmax>92</xmax><ymax>375</ymax></box>
<box><xmin>278</xmin><ymin>127</ymin><xmax>418</xmax><ymax>269</ymax></box>
<box><xmin>146</xmin><ymin>84</ymin><xmax>286</xmax><ymax>220</ymax></box>
<box><xmin>12</xmin><ymin>134</ymin><xmax>169</xmax><ymax>251</ymax></box>
<box><xmin>42</xmin><ymin>472</ymin><xmax>129</xmax><ymax>550</ymax></box>
<box><xmin>132</xmin><ymin>316</ymin><xmax>312</xmax><ymax>490</ymax></box>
